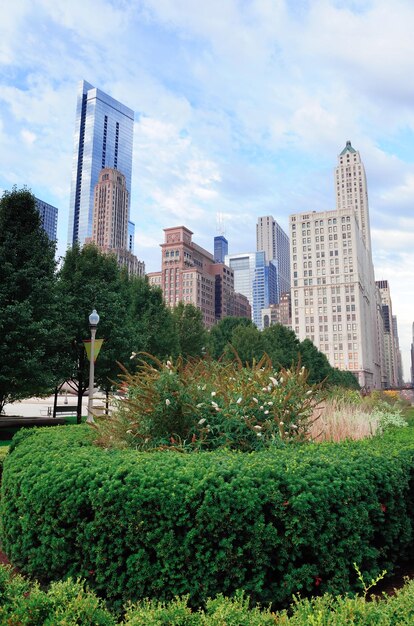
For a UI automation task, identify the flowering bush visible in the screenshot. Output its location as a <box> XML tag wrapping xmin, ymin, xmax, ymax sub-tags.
<box><xmin>94</xmin><ymin>355</ymin><xmax>323</xmax><ymax>451</ymax></box>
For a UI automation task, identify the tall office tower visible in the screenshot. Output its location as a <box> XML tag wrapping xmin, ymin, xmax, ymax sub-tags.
<box><xmin>68</xmin><ymin>80</ymin><xmax>134</xmax><ymax>246</ymax></box>
<box><xmin>335</xmin><ymin>140</ymin><xmax>371</xmax><ymax>251</ymax></box>
<box><xmin>92</xmin><ymin>168</ymin><xmax>129</xmax><ymax>249</ymax></box>
<box><xmin>225</xmin><ymin>251</ymin><xmax>277</xmax><ymax>329</ymax></box>
<box><xmin>35</xmin><ymin>198</ymin><xmax>58</xmax><ymax>242</ymax></box>
<box><xmin>392</xmin><ymin>315</ymin><xmax>404</xmax><ymax>387</ymax></box>
<box><xmin>289</xmin><ymin>143</ymin><xmax>382</xmax><ymax>390</ymax></box>
<box><xmin>88</xmin><ymin>168</ymin><xmax>144</xmax><ymax>277</ymax></box>
<box><xmin>376</xmin><ymin>280</ymin><xmax>398</xmax><ymax>388</ymax></box>
<box><xmin>256</xmin><ymin>216</ymin><xmax>290</xmax><ymax>301</ymax></box>
<box><xmin>128</xmin><ymin>221</ymin><xmax>135</xmax><ymax>253</ymax></box>
<box><xmin>214</xmin><ymin>235</ymin><xmax>228</xmax><ymax>264</ymax></box>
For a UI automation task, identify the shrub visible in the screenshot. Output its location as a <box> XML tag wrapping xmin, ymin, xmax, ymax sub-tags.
<box><xmin>95</xmin><ymin>356</ymin><xmax>323</xmax><ymax>451</ymax></box>
<box><xmin>2</xmin><ymin>426</ymin><xmax>414</xmax><ymax>610</ymax></box>
<box><xmin>0</xmin><ymin>564</ymin><xmax>115</xmax><ymax>625</ymax></box>
<box><xmin>0</xmin><ymin>446</ymin><xmax>8</xmax><ymax>481</ymax></box>
<box><xmin>3</xmin><ymin>561</ymin><xmax>414</xmax><ymax>625</ymax></box>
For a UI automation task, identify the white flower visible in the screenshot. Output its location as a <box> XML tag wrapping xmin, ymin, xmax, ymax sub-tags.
<box><xmin>257</xmin><ymin>432</ymin><xmax>262</xmax><ymax>437</ymax></box>
<box><xmin>268</xmin><ymin>402</ymin><xmax>273</xmax><ymax>406</ymax></box>
<box><xmin>198</xmin><ymin>418</ymin><xmax>207</xmax><ymax>425</ymax></box>
<box><xmin>264</xmin><ymin>410</ymin><xmax>269</xmax><ymax>415</ymax></box>
<box><xmin>196</xmin><ymin>403</ymin><xmax>204</xmax><ymax>408</ymax></box>
<box><xmin>306</xmin><ymin>390</ymin><xmax>313</xmax><ymax>395</ymax></box>
<box><xmin>211</xmin><ymin>401</ymin><xmax>218</xmax><ymax>408</ymax></box>
<box><xmin>130</xmin><ymin>352</ymin><xmax>137</xmax><ymax>360</ymax></box>
<box><xmin>262</xmin><ymin>387</ymin><xmax>267</xmax><ymax>392</ymax></box>
<box><xmin>165</xmin><ymin>399</ymin><xmax>171</xmax><ymax>406</ymax></box>
<box><xmin>279</xmin><ymin>421</ymin><xmax>284</xmax><ymax>426</ymax></box>
<box><xmin>269</xmin><ymin>377</ymin><xmax>278</xmax><ymax>386</ymax></box>
<box><xmin>252</xmin><ymin>397</ymin><xmax>258</xmax><ymax>403</ymax></box>
<box><xmin>280</xmin><ymin>377</ymin><xmax>284</xmax><ymax>383</ymax></box>
<box><xmin>253</xmin><ymin>425</ymin><xmax>262</xmax><ymax>431</ymax></box>
<box><xmin>211</xmin><ymin>391</ymin><xmax>216</xmax><ymax>397</ymax></box>
<box><xmin>236</xmin><ymin>397</ymin><xmax>242</xmax><ymax>404</ymax></box>
<box><xmin>126</xmin><ymin>429</ymin><xmax>133</xmax><ymax>434</ymax></box>
<box><xmin>291</xmin><ymin>424</ymin><xmax>298</xmax><ymax>429</ymax></box>
<box><xmin>260</xmin><ymin>405</ymin><xmax>264</xmax><ymax>410</ymax></box>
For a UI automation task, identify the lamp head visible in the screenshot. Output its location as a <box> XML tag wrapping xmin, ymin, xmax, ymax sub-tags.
<box><xmin>89</xmin><ymin>309</ymin><xmax>100</xmax><ymax>327</ymax></box>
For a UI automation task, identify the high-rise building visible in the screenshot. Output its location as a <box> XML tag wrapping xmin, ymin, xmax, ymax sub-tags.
<box><xmin>128</xmin><ymin>221</ymin><xmax>135</xmax><ymax>253</ymax></box>
<box><xmin>68</xmin><ymin>80</ymin><xmax>134</xmax><ymax>246</ymax></box>
<box><xmin>261</xmin><ymin>292</ymin><xmax>292</xmax><ymax>329</ymax></box>
<box><xmin>256</xmin><ymin>215</ymin><xmax>290</xmax><ymax>300</ymax></box>
<box><xmin>214</xmin><ymin>235</ymin><xmax>228</xmax><ymax>264</ymax></box>
<box><xmin>225</xmin><ymin>251</ymin><xmax>277</xmax><ymax>329</ymax></box>
<box><xmin>335</xmin><ymin>140</ymin><xmax>371</xmax><ymax>251</ymax></box>
<box><xmin>35</xmin><ymin>198</ymin><xmax>58</xmax><ymax>242</ymax></box>
<box><xmin>290</xmin><ymin>142</ymin><xmax>382</xmax><ymax>389</ymax></box>
<box><xmin>87</xmin><ymin>168</ymin><xmax>144</xmax><ymax>276</ymax></box>
<box><xmin>147</xmin><ymin>227</ymin><xmax>250</xmax><ymax>327</ymax></box>
<box><xmin>392</xmin><ymin>315</ymin><xmax>404</xmax><ymax>387</ymax></box>
<box><xmin>376</xmin><ymin>280</ymin><xmax>399</xmax><ymax>388</ymax></box>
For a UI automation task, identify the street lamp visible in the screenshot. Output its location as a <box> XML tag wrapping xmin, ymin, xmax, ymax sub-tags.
<box><xmin>87</xmin><ymin>309</ymin><xmax>100</xmax><ymax>423</ymax></box>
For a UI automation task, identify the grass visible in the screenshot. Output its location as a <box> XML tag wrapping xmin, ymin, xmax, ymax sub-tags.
<box><xmin>0</xmin><ymin>414</ymin><xmax>85</xmax><ymax>446</ymax></box>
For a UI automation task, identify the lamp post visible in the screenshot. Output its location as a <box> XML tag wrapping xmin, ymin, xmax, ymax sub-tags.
<box><xmin>87</xmin><ymin>309</ymin><xmax>100</xmax><ymax>423</ymax></box>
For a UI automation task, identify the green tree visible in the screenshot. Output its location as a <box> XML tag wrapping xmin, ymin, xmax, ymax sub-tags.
<box><xmin>0</xmin><ymin>188</ymin><xmax>60</xmax><ymax>412</ymax></box>
<box><xmin>206</xmin><ymin>316</ymin><xmax>254</xmax><ymax>359</ymax></box>
<box><xmin>261</xmin><ymin>323</ymin><xmax>301</xmax><ymax>369</ymax></box>
<box><xmin>56</xmin><ymin>244</ymin><xmax>133</xmax><ymax>421</ymax></box>
<box><xmin>127</xmin><ymin>277</ymin><xmax>178</xmax><ymax>360</ymax></box>
<box><xmin>299</xmin><ymin>338</ymin><xmax>332</xmax><ymax>384</ymax></box>
<box><xmin>172</xmin><ymin>302</ymin><xmax>207</xmax><ymax>358</ymax></box>
<box><xmin>230</xmin><ymin>324</ymin><xmax>264</xmax><ymax>365</ymax></box>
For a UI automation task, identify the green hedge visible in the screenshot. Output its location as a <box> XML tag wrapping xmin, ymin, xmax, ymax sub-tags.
<box><xmin>2</xmin><ymin>562</ymin><xmax>414</xmax><ymax>625</ymax></box>
<box><xmin>1</xmin><ymin>426</ymin><xmax>414</xmax><ymax>609</ymax></box>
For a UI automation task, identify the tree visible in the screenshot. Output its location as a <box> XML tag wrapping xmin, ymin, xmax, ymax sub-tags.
<box><xmin>127</xmin><ymin>277</ymin><xmax>178</xmax><ymax>360</ymax></box>
<box><xmin>206</xmin><ymin>316</ymin><xmax>254</xmax><ymax>359</ymax></box>
<box><xmin>230</xmin><ymin>324</ymin><xmax>264</xmax><ymax>365</ymax></box>
<box><xmin>0</xmin><ymin>188</ymin><xmax>60</xmax><ymax>412</ymax></box>
<box><xmin>261</xmin><ymin>323</ymin><xmax>301</xmax><ymax>369</ymax></box>
<box><xmin>172</xmin><ymin>302</ymin><xmax>207</xmax><ymax>359</ymax></box>
<box><xmin>56</xmin><ymin>244</ymin><xmax>134</xmax><ymax>420</ymax></box>
<box><xmin>299</xmin><ymin>338</ymin><xmax>332</xmax><ymax>384</ymax></box>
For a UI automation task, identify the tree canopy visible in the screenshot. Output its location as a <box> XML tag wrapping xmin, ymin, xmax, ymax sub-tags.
<box><xmin>0</xmin><ymin>188</ymin><xmax>60</xmax><ymax>412</ymax></box>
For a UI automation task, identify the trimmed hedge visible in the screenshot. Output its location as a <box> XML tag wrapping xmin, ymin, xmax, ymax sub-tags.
<box><xmin>2</xmin><ymin>562</ymin><xmax>414</xmax><ymax>625</ymax></box>
<box><xmin>1</xmin><ymin>426</ymin><xmax>414</xmax><ymax>609</ymax></box>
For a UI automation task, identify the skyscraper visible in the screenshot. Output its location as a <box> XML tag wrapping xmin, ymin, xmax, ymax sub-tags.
<box><xmin>88</xmin><ymin>168</ymin><xmax>144</xmax><ymax>277</ymax></box>
<box><xmin>225</xmin><ymin>251</ymin><xmax>277</xmax><ymax>329</ymax></box>
<box><xmin>214</xmin><ymin>235</ymin><xmax>228</xmax><ymax>263</ymax></box>
<box><xmin>290</xmin><ymin>142</ymin><xmax>382</xmax><ymax>389</ymax></box>
<box><xmin>68</xmin><ymin>80</ymin><xmax>134</xmax><ymax>246</ymax></box>
<box><xmin>335</xmin><ymin>140</ymin><xmax>371</xmax><ymax>251</ymax></box>
<box><xmin>35</xmin><ymin>197</ymin><xmax>58</xmax><ymax>242</ymax></box>
<box><xmin>256</xmin><ymin>216</ymin><xmax>290</xmax><ymax>300</ymax></box>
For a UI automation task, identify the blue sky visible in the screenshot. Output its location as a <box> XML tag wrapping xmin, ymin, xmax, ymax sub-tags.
<box><xmin>1</xmin><ymin>0</ymin><xmax>413</xmax><ymax>379</ymax></box>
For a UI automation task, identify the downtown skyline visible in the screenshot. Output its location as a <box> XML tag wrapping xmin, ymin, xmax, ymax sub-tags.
<box><xmin>0</xmin><ymin>0</ymin><xmax>413</xmax><ymax>378</ymax></box>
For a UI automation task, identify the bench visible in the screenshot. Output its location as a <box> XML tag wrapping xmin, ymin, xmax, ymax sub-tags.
<box><xmin>47</xmin><ymin>405</ymin><xmax>78</xmax><ymax>417</ymax></box>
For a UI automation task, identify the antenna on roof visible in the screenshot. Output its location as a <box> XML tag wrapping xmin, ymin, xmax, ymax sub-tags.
<box><xmin>216</xmin><ymin>212</ymin><xmax>226</xmax><ymax>237</ymax></box>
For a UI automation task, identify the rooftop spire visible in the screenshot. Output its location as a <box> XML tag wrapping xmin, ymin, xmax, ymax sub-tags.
<box><xmin>340</xmin><ymin>140</ymin><xmax>357</xmax><ymax>156</ymax></box>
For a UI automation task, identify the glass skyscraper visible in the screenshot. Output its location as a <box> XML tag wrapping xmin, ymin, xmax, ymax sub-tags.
<box><xmin>68</xmin><ymin>80</ymin><xmax>134</xmax><ymax>246</ymax></box>
<box><xmin>225</xmin><ymin>251</ymin><xmax>277</xmax><ymax>329</ymax></box>
<box><xmin>35</xmin><ymin>197</ymin><xmax>58</xmax><ymax>242</ymax></box>
<box><xmin>214</xmin><ymin>235</ymin><xmax>228</xmax><ymax>263</ymax></box>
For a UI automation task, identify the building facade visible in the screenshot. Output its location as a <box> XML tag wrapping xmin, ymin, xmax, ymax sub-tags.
<box><xmin>87</xmin><ymin>168</ymin><xmax>144</xmax><ymax>276</ymax></box>
<box><xmin>376</xmin><ymin>280</ymin><xmax>399</xmax><ymax>388</ymax></box>
<box><xmin>225</xmin><ymin>251</ymin><xmax>277</xmax><ymax>329</ymax></box>
<box><xmin>256</xmin><ymin>215</ymin><xmax>290</xmax><ymax>300</ymax></box>
<box><xmin>68</xmin><ymin>80</ymin><xmax>134</xmax><ymax>246</ymax></box>
<box><xmin>147</xmin><ymin>227</ymin><xmax>250</xmax><ymax>327</ymax></box>
<box><xmin>35</xmin><ymin>197</ymin><xmax>58</xmax><ymax>242</ymax></box>
<box><xmin>214</xmin><ymin>235</ymin><xmax>228</xmax><ymax>264</ymax></box>
<box><xmin>261</xmin><ymin>292</ymin><xmax>292</xmax><ymax>329</ymax></box>
<box><xmin>289</xmin><ymin>142</ymin><xmax>382</xmax><ymax>390</ymax></box>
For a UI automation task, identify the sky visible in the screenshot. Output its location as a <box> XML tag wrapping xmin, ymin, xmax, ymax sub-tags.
<box><xmin>0</xmin><ymin>0</ymin><xmax>413</xmax><ymax>380</ymax></box>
